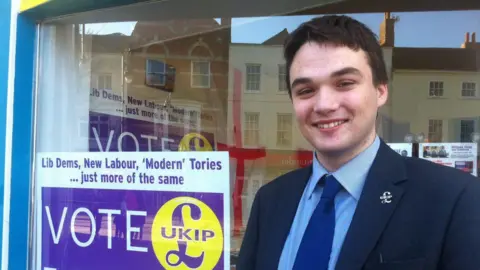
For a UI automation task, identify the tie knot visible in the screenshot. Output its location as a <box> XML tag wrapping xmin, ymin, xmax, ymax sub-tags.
<box><xmin>321</xmin><ymin>174</ymin><xmax>342</xmax><ymax>200</ymax></box>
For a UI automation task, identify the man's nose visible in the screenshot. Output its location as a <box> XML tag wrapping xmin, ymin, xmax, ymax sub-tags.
<box><xmin>312</xmin><ymin>88</ymin><xmax>340</xmax><ymax>114</ymax></box>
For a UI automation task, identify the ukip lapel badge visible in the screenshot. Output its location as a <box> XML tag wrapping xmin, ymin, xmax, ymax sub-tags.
<box><xmin>380</xmin><ymin>191</ymin><xmax>393</xmax><ymax>204</ymax></box>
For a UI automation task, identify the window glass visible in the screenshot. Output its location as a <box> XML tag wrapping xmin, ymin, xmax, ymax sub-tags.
<box><xmin>32</xmin><ymin>1</ymin><xmax>480</xmax><ymax>269</ymax></box>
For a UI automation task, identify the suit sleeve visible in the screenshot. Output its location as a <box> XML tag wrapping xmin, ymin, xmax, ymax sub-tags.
<box><xmin>236</xmin><ymin>187</ymin><xmax>262</xmax><ymax>270</ymax></box>
<box><xmin>441</xmin><ymin>179</ymin><xmax>480</xmax><ymax>270</ymax></box>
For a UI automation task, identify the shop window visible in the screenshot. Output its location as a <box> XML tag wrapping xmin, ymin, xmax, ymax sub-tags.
<box><xmin>428</xmin><ymin>119</ymin><xmax>443</xmax><ymax>142</ymax></box>
<box><xmin>462</xmin><ymin>82</ymin><xmax>477</xmax><ymax>97</ymax></box>
<box><xmin>277</xmin><ymin>113</ymin><xmax>292</xmax><ymax>147</ymax></box>
<box><xmin>31</xmin><ymin>2</ymin><xmax>480</xmax><ymax>269</ymax></box>
<box><xmin>246</xmin><ymin>64</ymin><xmax>261</xmax><ymax>91</ymax></box>
<box><xmin>460</xmin><ymin>120</ymin><xmax>475</xmax><ymax>142</ymax></box>
<box><xmin>429</xmin><ymin>81</ymin><xmax>444</xmax><ymax>97</ymax></box>
<box><xmin>278</xmin><ymin>64</ymin><xmax>288</xmax><ymax>92</ymax></box>
<box><xmin>244</xmin><ymin>112</ymin><xmax>260</xmax><ymax>146</ymax></box>
<box><xmin>191</xmin><ymin>60</ymin><xmax>210</xmax><ymax>88</ymax></box>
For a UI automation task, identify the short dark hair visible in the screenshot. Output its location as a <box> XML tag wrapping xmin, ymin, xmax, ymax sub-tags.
<box><xmin>283</xmin><ymin>15</ymin><xmax>389</xmax><ymax>96</ymax></box>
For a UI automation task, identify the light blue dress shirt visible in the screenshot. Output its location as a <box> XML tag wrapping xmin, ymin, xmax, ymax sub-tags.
<box><xmin>278</xmin><ymin>136</ymin><xmax>381</xmax><ymax>270</ymax></box>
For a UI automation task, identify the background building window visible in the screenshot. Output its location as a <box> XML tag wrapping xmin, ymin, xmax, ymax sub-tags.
<box><xmin>278</xmin><ymin>64</ymin><xmax>287</xmax><ymax>92</ymax></box>
<box><xmin>460</xmin><ymin>120</ymin><xmax>475</xmax><ymax>142</ymax></box>
<box><xmin>461</xmin><ymin>82</ymin><xmax>477</xmax><ymax>97</ymax></box>
<box><xmin>96</xmin><ymin>73</ymin><xmax>112</xmax><ymax>90</ymax></box>
<box><xmin>146</xmin><ymin>59</ymin><xmax>166</xmax><ymax>86</ymax></box>
<box><xmin>429</xmin><ymin>81</ymin><xmax>444</xmax><ymax>97</ymax></box>
<box><xmin>244</xmin><ymin>112</ymin><xmax>260</xmax><ymax>146</ymax></box>
<box><xmin>246</xmin><ymin>64</ymin><xmax>261</xmax><ymax>91</ymax></box>
<box><xmin>277</xmin><ymin>113</ymin><xmax>292</xmax><ymax>147</ymax></box>
<box><xmin>191</xmin><ymin>61</ymin><xmax>211</xmax><ymax>88</ymax></box>
<box><xmin>428</xmin><ymin>119</ymin><xmax>443</xmax><ymax>142</ymax></box>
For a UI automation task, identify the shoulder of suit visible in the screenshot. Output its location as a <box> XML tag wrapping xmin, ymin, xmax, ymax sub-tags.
<box><xmin>402</xmin><ymin>156</ymin><xmax>479</xmax><ymax>192</ymax></box>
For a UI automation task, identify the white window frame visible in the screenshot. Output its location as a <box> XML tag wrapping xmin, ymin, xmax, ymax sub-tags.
<box><xmin>461</xmin><ymin>82</ymin><xmax>477</xmax><ymax>98</ymax></box>
<box><xmin>245</xmin><ymin>64</ymin><xmax>261</xmax><ymax>92</ymax></box>
<box><xmin>244</xmin><ymin>112</ymin><xmax>260</xmax><ymax>146</ymax></box>
<box><xmin>276</xmin><ymin>113</ymin><xmax>292</xmax><ymax>147</ymax></box>
<box><xmin>278</xmin><ymin>64</ymin><xmax>288</xmax><ymax>92</ymax></box>
<box><xmin>428</xmin><ymin>81</ymin><xmax>444</xmax><ymax>97</ymax></box>
<box><xmin>95</xmin><ymin>73</ymin><xmax>113</xmax><ymax>90</ymax></box>
<box><xmin>191</xmin><ymin>60</ymin><xmax>211</xmax><ymax>88</ymax></box>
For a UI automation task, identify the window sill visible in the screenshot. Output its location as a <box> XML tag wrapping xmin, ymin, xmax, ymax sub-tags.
<box><xmin>244</xmin><ymin>90</ymin><xmax>262</xmax><ymax>94</ymax></box>
<box><xmin>275</xmin><ymin>145</ymin><xmax>293</xmax><ymax>150</ymax></box>
<box><xmin>191</xmin><ymin>85</ymin><xmax>211</xmax><ymax>89</ymax></box>
<box><xmin>459</xmin><ymin>96</ymin><xmax>480</xmax><ymax>100</ymax></box>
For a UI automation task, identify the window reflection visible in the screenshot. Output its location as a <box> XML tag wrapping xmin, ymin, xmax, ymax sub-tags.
<box><xmin>37</xmin><ymin>5</ymin><xmax>480</xmax><ymax>268</ymax></box>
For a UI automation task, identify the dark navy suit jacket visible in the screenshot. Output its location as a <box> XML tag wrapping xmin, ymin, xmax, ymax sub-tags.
<box><xmin>237</xmin><ymin>140</ymin><xmax>480</xmax><ymax>270</ymax></box>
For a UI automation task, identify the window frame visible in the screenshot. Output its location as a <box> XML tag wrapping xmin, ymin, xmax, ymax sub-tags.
<box><xmin>460</xmin><ymin>119</ymin><xmax>475</xmax><ymax>142</ymax></box>
<box><xmin>276</xmin><ymin>113</ymin><xmax>293</xmax><ymax>147</ymax></box>
<box><xmin>191</xmin><ymin>60</ymin><xmax>211</xmax><ymax>89</ymax></box>
<box><xmin>95</xmin><ymin>73</ymin><xmax>113</xmax><ymax>90</ymax></box>
<box><xmin>428</xmin><ymin>81</ymin><xmax>444</xmax><ymax>98</ymax></box>
<box><xmin>245</xmin><ymin>63</ymin><xmax>261</xmax><ymax>92</ymax></box>
<box><xmin>461</xmin><ymin>81</ymin><xmax>477</xmax><ymax>98</ymax></box>
<box><xmin>278</xmin><ymin>64</ymin><xmax>288</xmax><ymax>92</ymax></box>
<box><xmin>428</xmin><ymin>119</ymin><xmax>443</xmax><ymax>142</ymax></box>
<box><xmin>145</xmin><ymin>58</ymin><xmax>167</xmax><ymax>87</ymax></box>
<box><xmin>244</xmin><ymin>112</ymin><xmax>260</xmax><ymax>146</ymax></box>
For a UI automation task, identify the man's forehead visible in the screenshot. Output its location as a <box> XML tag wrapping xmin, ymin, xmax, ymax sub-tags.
<box><xmin>290</xmin><ymin>43</ymin><xmax>370</xmax><ymax>75</ymax></box>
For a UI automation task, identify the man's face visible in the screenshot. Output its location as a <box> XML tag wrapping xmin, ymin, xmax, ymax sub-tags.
<box><xmin>289</xmin><ymin>42</ymin><xmax>388</xmax><ymax>156</ymax></box>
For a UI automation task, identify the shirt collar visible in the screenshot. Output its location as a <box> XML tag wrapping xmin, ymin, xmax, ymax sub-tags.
<box><xmin>306</xmin><ymin>136</ymin><xmax>381</xmax><ymax>200</ymax></box>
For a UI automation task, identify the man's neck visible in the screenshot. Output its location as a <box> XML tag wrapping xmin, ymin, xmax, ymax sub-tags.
<box><xmin>316</xmin><ymin>133</ymin><xmax>377</xmax><ymax>172</ymax></box>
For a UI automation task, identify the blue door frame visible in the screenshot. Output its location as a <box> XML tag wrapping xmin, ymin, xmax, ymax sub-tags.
<box><xmin>0</xmin><ymin>0</ymin><xmax>11</xmax><ymax>265</ymax></box>
<box><xmin>0</xmin><ymin>3</ymin><xmax>37</xmax><ymax>269</ymax></box>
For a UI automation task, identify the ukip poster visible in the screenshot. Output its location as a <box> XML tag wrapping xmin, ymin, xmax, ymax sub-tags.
<box><xmin>35</xmin><ymin>151</ymin><xmax>230</xmax><ymax>270</ymax></box>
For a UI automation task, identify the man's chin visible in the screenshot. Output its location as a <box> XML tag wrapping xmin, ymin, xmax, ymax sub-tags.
<box><xmin>313</xmin><ymin>143</ymin><xmax>349</xmax><ymax>156</ymax></box>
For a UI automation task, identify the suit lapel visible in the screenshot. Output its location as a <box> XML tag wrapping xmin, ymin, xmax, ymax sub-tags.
<box><xmin>335</xmin><ymin>141</ymin><xmax>408</xmax><ymax>270</ymax></box>
<box><xmin>268</xmin><ymin>166</ymin><xmax>312</xmax><ymax>268</ymax></box>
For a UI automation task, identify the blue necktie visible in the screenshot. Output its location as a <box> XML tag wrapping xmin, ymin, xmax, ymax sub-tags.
<box><xmin>293</xmin><ymin>174</ymin><xmax>342</xmax><ymax>270</ymax></box>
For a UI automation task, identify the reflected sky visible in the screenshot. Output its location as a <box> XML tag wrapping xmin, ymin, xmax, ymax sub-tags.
<box><xmin>85</xmin><ymin>10</ymin><xmax>480</xmax><ymax>48</ymax></box>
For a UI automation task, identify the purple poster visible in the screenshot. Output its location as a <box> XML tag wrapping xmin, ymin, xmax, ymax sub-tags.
<box><xmin>41</xmin><ymin>188</ymin><xmax>225</xmax><ymax>269</ymax></box>
<box><xmin>36</xmin><ymin>110</ymin><xmax>229</xmax><ymax>269</ymax></box>
<box><xmin>89</xmin><ymin>111</ymin><xmax>216</xmax><ymax>152</ymax></box>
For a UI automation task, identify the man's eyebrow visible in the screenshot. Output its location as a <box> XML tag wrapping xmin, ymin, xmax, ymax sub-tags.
<box><xmin>291</xmin><ymin>77</ymin><xmax>313</xmax><ymax>90</ymax></box>
<box><xmin>331</xmin><ymin>67</ymin><xmax>362</xmax><ymax>77</ymax></box>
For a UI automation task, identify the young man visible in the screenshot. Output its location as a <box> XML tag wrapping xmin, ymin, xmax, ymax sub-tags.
<box><xmin>237</xmin><ymin>15</ymin><xmax>480</xmax><ymax>270</ymax></box>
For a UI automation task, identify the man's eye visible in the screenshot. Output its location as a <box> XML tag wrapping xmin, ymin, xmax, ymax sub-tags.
<box><xmin>337</xmin><ymin>81</ymin><xmax>355</xmax><ymax>88</ymax></box>
<box><xmin>298</xmin><ymin>88</ymin><xmax>313</xmax><ymax>95</ymax></box>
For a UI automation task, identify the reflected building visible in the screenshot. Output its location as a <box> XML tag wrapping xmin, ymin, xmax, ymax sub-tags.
<box><xmin>78</xmin><ymin>19</ymin><xmax>234</xmax><ymax>238</ymax></box>
<box><xmin>389</xmin><ymin>32</ymin><xmax>480</xmax><ymax>143</ymax></box>
<box><xmin>87</xmin><ymin>19</ymin><xmax>231</xmax><ymax>148</ymax></box>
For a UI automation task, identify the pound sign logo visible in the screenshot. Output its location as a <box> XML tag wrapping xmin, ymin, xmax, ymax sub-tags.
<box><xmin>151</xmin><ymin>197</ymin><xmax>223</xmax><ymax>269</ymax></box>
<box><xmin>178</xmin><ymin>133</ymin><xmax>213</xmax><ymax>151</ymax></box>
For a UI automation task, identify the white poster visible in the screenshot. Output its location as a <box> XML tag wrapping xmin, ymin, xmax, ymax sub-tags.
<box><xmin>35</xmin><ymin>151</ymin><xmax>230</xmax><ymax>270</ymax></box>
<box><xmin>419</xmin><ymin>143</ymin><xmax>478</xmax><ymax>176</ymax></box>
<box><xmin>387</xmin><ymin>143</ymin><xmax>413</xmax><ymax>157</ymax></box>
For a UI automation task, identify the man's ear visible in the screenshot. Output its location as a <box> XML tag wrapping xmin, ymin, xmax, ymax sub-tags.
<box><xmin>376</xmin><ymin>83</ymin><xmax>388</xmax><ymax>107</ymax></box>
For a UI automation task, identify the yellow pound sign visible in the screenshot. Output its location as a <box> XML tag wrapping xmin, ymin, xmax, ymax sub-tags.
<box><xmin>178</xmin><ymin>133</ymin><xmax>213</xmax><ymax>151</ymax></box>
